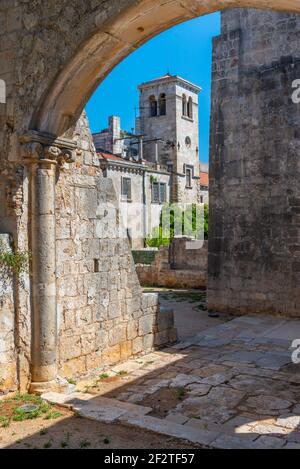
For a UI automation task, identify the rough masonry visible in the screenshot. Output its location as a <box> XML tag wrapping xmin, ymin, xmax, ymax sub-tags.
<box><xmin>136</xmin><ymin>238</ymin><xmax>208</xmax><ymax>288</ymax></box>
<box><xmin>0</xmin><ymin>1</ymin><xmax>300</xmax><ymax>393</ymax></box>
<box><xmin>209</xmin><ymin>8</ymin><xmax>300</xmax><ymax>316</ymax></box>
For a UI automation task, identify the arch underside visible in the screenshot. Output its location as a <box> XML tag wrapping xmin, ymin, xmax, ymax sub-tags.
<box><xmin>32</xmin><ymin>0</ymin><xmax>300</xmax><ymax>137</ymax></box>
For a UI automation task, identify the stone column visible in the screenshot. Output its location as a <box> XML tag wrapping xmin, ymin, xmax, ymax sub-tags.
<box><xmin>22</xmin><ymin>137</ymin><xmax>76</xmax><ymax>393</ymax></box>
<box><xmin>155</xmin><ymin>141</ymin><xmax>159</xmax><ymax>165</ymax></box>
<box><xmin>139</xmin><ymin>136</ymin><xmax>143</xmax><ymax>161</ymax></box>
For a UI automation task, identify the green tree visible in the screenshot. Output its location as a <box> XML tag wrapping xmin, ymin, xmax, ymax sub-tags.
<box><xmin>146</xmin><ymin>203</ymin><xmax>208</xmax><ymax>248</ymax></box>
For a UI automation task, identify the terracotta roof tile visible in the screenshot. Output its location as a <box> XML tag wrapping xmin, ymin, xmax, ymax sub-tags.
<box><xmin>200</xmin><ymin>171</ymin><xmax>209</xmax><ymax>186</ymax></box>
<box><xmin>98</xmin><ymin>152</ymin><xmax>137</xmax><ymax>164</ymax></box>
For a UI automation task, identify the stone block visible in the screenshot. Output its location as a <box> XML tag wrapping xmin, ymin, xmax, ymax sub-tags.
<box><xmin>81</xmin><ymin>333</ymin><xmax>96</xmax><ymax>355</ymax></box>
<box><xmin>154</xmin><ymin>330</ymin><xmax>169</xmax><ymax>347</ymax></box>
<box><xmin>143</xmin><ymin>333</ymin><xmax>155</xmax><ymax>351</ymax></box>
<box><xmin>102</xmin><ymin>344</ymin><xmax>121</xmax><ymax>365</ymax></box>
<box><xmin>57</xmin><ymin>276</ymin><xmax>78</xmax><ymax>298</ymax></box>
<box><xmin>76</xmin><ymin>306</ymin><xmax>93</xmax><ymax>326</ymax></box>
<box><xmin>126</xmin><ymin>297</ymin><xmax>141</xmax><ymax>314</ymax></box>
<box><xmin>108</xmin><ymin>324</ymin><xmax>127</xmax><ymax>346</ymax></box>
<box><xmin>56</xmin><ymin>239</ymin><xmax>77</xmax><ymax>262</ymax></box>
<box><xmin>59</xmin><ymin>335</ymin><xmax>81</xmax><ymax>361</ymax></box>
<box><xmin>95</xmin><ymin>328</ymin><xmax>109</xmax><ymax>349</ymax></box>
<box><xmin>86</xmin><ymin>350</ymin><xmax>102</xmax><ymax>370</ymax></box>
<box><xmin>168</xmin><ymin>328</ymin><xmax>178</xmax><ymax>343</ymax></box>
<box><xmin>108</xmin><ymin>301</ymin><xmax>120</xmax><ymax>319</ymax></box>
<box><xmin>120</xmin><ymin>340</ymin><xmax>133</xmax><ymax>359</ymax></box>
<box><xmin>63</xmin><ymin>309</ymin><xmax>76</xmax><ymax>330</ymax></box>
<box><xmin>157</xmin><ymin>308</ymin><xmax>174</xmax><ymax>331</ymax></box>
<box><xmin>138</xmin><ymin>314</ymin><xmax>155</xmax><ymax>336</ymax></box>
<box><xmin>56</xmin><ymin>218</ymin><xmax>71</xmax><ymax>239</ymax></box>
<box><xmin>143</xmin><ymin>293</ymin><xmax>159</xmax><ymax>308</ymax></box>
<box><xmin>132</xmin><ymin>337</ymin><xmax>143</xmax><ymax>355</ymax></box>
<box><xmin>0</xmin><ymin>362</ymin><xmax>17</xmax><ymax>392</ymax></box>
<box><xmin>127</xmin><ymin>321</ymin><xmax>138</xmax><ymax>340</ymax></box>
<box><xmin>59</xmin><ymin>356</ymin><xmax>86</xmax><ymax>378</ymax></box>
<box><xmin>6</xmin><ymin>7</ymin><xmax>22</xmax><ymax>32</ymax></box>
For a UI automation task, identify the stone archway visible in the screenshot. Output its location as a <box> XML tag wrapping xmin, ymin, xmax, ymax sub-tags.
<box><xmin>31</xmin><ymin>0</ymin><xmax>300</xmax><ymax>137</ymax></box>
<box><xmin>1</xmin><ymin>0</ymin><xmax>300</xmax><ymax>392</ymax></box>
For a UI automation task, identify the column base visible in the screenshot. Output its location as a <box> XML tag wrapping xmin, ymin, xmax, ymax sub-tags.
<box><xmin>29</xmin><ymin>376</ymin><xmax>76</xmax><ymax>395</ymax></box>
<box><xmin>29</xmin><ymin>380</ymin><xmax>57</xmax><ymax>395</ymax></box>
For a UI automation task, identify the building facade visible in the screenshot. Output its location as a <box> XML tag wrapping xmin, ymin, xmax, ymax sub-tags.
<box><xmin>99</xmin><ymin>152</ymin><xmax>171</xmax><ymax>248</ymax></box>
<box><xmin>94</xmin><ymin>75</ymin><xmax>209</xmax><ymax>248</ymax></box>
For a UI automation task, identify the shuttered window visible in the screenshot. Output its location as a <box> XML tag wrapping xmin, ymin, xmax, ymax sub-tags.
<box><xmin>152</xmin><ymin>182</ymin><xmax>167</xmax><ymax>203</ymax></box>
<box><xmin>121</xmin><ymin>177</ymin><xmax>132</xmax><ymax>201</ymax></box>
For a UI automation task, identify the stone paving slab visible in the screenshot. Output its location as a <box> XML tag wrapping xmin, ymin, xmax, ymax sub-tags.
<box><xmin>42</xmin><ymin>392</ymin><xmax>152</xmax><ymax>418</ymax></box>
<box><xmin>118</xmin><ymin>413</ymin><xmax>221</xmax><ymax>447</ymax></box>
<box><xmin>43</xmin><ymin>315</ymin><xmax>300</xmax><ymax>449</ymax></box>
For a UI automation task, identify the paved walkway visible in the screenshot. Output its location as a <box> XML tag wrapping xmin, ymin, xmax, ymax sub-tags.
<box><xmin>156</xmin><ymin>288</ymin><xmax>229</xmax><ymax>340</ymax></box>
<box><xmin>44</xmin><ymin>309</ymin><xmax>300</xmax><ymax>449</ymax></box>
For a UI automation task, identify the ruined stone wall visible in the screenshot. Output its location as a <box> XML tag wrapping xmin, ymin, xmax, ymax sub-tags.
<box><xmin>136</xmin><ymin>238</ymin><xmax>207</xmax><ymax>288</ymax></box>
<box><xmin>1</xmin><ymin>0</ymin><xmax>300</xmax><ymax>391</ymax></box>
<box><xmin>0</xmin><ymin>234</ymin><xmax>17</xmax><ymax>393</ymax></box>
<box><xmin>0</xmin><ymin>166</ymin><xmax>31</xmax><ymax>394</ymax></box>
<box><xmin>56</xmin><ymin>113</ymin><xmax>177</xmax><ymax>378</ymax></box>
<box><xmin>209</xmin><ymin>8</ymin><xmax>300</xmax><ymax>316</ymax></box>
<box><xmin>170</xmin><ymin>238</ymin><xmax>208</xmax><ymax>271</ymax></box>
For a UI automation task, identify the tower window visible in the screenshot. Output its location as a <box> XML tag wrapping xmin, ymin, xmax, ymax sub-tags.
<box><xmin>185</xmin><ymin>165</ymin><xmax>193</xmax><ymax>188</ymax></box>
<box><xmin>121</xmin><ymin>177</ymin><xmax>132</xmax><ymax>202</ymax></box>
<box><xmin>159</xmin><ymin>93</ymin><xmax>166</xmax><ymax>116</ymax></box>
<box><xmin>182</xmin><ymin>94</ymin><xmax>187</xmax><ymax>117</ymax></box>
<box><xmin>149</xmin><ymin>95</ymin><xmax>157</xmax><ymax>117</ymax></box>
<box><xmin>187</xmin><ymin>97</ymin><xmax>193</xmax><ymax>119</ymax></box>
<box><xmin>185</xmin><ymin>136</ymin><xmax>191</xmax><ymax>148</ymax></box>
<box><xmin>167</xmin><ymin>162</ymin><xmax>173</xmax><ymax>173</ymax></box>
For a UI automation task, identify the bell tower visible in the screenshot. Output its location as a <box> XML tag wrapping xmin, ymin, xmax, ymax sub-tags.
<box><xmin>138</xmin><ymin>74</ymin><xmax>201</xmax><ymax>203</ymax></box>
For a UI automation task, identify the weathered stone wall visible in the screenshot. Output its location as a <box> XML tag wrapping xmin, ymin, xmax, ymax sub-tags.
<box><xmin>1</xmin><ymin>0</ymin><xmax>300</xmax><ymax>391</ymax></box>
<box><xmin>56</xmin><ymin>113</ymin><xmax>177</xmax><ymax>378</ymax></box>
<box><xmin>209</xmin><ymin>8</ymin><xmax>300</xmax><ymax>316</ymax></box>
<box><xmin>0</xmin><ymin>172</ymin><xmax>31</xmax><ymax>393</ymax></box>
<box><xmin>100</xmin><ymin>158</ymin><xmax>172</xmax><ymax>249</ymax></box>
<box><xmin>0</xmin><ymin>234</ymin><xmax>17</xmax><ymax>393</ymax></box>
<box><xmin>136</xmin><ymin>238</ymin><xmax>207</xmax><ymax>288</ymax></box>
<box><xmin>170</xmin><ymin>238</ymin><xmax>208</xmax><ymax>271</ymax></box>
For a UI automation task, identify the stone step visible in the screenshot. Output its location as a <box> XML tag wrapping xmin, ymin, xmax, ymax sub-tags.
<box><xmin>42</xmin><ymin>391</ymin><xmax>256</xmax><ymax>448</ymax></box>
<box><xmin>42</xmin><ymin>391</ymin><xmax>152</xmax><ymax>423</ymax></box>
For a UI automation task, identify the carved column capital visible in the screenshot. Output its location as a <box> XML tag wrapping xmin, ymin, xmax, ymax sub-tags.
<box><xmin>20</xmin><ymin>131</ymin><xmax>78</xmax><ymax>166</ymax></box>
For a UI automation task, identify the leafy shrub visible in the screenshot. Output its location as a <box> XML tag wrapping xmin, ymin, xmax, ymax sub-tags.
<box><xmin>146</xmin><ymin>203</ymin><xmax>209</xmax><ymax>248</ymax></box>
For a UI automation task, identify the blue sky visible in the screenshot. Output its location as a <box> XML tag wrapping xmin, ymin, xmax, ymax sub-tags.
<box><xmin>86</xmin><ymin>12</ymin><xmax>221</xmax><ymax>164</ymax></box>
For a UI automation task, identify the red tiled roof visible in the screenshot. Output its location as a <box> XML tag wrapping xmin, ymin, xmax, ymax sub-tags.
<box><xmin>200</xmin><ymin>171</ymin><xmax>209</xmax><ymax>186</ymax></box>
<box><xmin>98</xmin><ymin>152</ymin><xmax>140</xmax><ymax>165</ymax></box>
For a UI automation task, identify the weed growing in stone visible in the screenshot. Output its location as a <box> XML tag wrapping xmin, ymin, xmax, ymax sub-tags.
<box><xmin>0</xmin><ymin>241</ymin><xmax>31</xmax><ymax>275</ymax></box>
<box><xmin>176</xmin><ymin>387</ymin><xmax>186</xmax><ymax>401</ymax></box>
<box><xmin>43</xmin><ymin>439</ymin><xmax>53</xmax><ymax>449</ymax></box>
<box><xmin>80</xmin><ymin>439</ymin><xmax>91</xmax><ymax>448</ymax></box>
<box><xmin>60</xmin><ymin>432</ymin><xmax>70</xmax><ymax>448</ymax></box>
<box><xmin>44</xmin><ymin>411</ymin><xmax>63</xmax><ymax>420</ymax></box>
<box><xmin>0</xmin><ymin>416</ymin><xmax>10</xmax><ymax>428</ymax></box>
<box><xmin>67</xmin><ymin>378</ymin><xmax>77</xmax><ymax>385</ymax></box>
